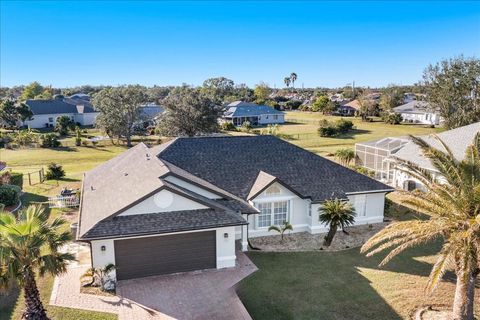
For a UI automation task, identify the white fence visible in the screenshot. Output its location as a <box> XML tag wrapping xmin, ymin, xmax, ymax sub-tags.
<box><xmin>48</xmin><ymin>195</ymin><xmax>80</xmax><ymax>208</ymax></box>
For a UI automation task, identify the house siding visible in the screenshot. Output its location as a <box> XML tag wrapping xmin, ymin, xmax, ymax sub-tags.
<box><xmin>23</xmin><ymin>112</ymin><xmax>99</xmax><ymax>128</ymax></box>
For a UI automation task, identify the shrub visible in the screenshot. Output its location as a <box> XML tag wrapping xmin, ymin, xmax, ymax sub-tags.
<box><xmin>318</xmin><ymin>119</ymin><xmax>354</xmax><ymax>137</ymax></box>
<box><xmin>335</xmin><ymin>119</ymin><xmax>354</xmax><ymax>133</ymax></box>
<box><xmin>241</xmin><ymin>121</ymin><xmax>252</xmax><ymax>133</ymax></box>
<box><xmin>285</xmin><ymin>100</ymin><xmax>303</xmax><ymax>110</ymax></box>
<box><xmin>45</xmin><ymin>163</ymin><xmax>65</xmax><ymax>180</ymax></box>
<box><xmin>82</xmin><ymin>140</ymin><xmax>89</xmax><ymax>147</ymax></box>
<box><xmin>220</xmin><ymin>122</ymin><xmax>237</xmax><ymax>131</ymax></box>
<box><xmin>382</xmin><ymin>112</ymin><xmax>402</xmax><ymax>125</ymax></box>
<box><xmin>55</xmin><ymin>115</ymin><xmax>75</xmax><ymax>135</ymax></box>
<box><xmin>12</xmin><ymin>130</ymin><xmax>39</xmax><ymax>147</ymax></box>
<box><xmin>0</xmin><ymin>184</ymin><xmax>21</xmax><ymax>207</ymax></box>
<box><xmin>0</xmin><ymin>171</ymin><xmax>23</xmax><ymax>189</ymax></box>
<box><xmin>75</xmin><ymin>127</ymin><xmax>82</xmax><ymax>146</ymax></box>
<box><xmin>40</xmin><ymin>133</ymin><xmax>61</xmax><ymax>148</ymax></box>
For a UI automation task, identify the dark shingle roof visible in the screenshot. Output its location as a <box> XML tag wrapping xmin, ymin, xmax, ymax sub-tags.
<box><xmin>158</xmin><ymin>136</ymin><xmax>392</xmax><ymax>202</ymax></box>
<box><xmin>224</xmin><ymin>101</ymin><xmax>284</xmax><ymax>117</ymax></box>
<box><xmin>26</xmin><ymin>99</ymin><xmax>96</xmax><ymax>115</ymax></box>
<box><xmin>81</xmin><ymin>209</ymin><xmax>246</xmax><ymax>239</ymax></box>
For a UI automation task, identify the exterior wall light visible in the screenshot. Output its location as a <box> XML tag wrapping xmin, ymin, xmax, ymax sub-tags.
<box><xmin>224</xmin><ymin>233</ymin><xmax>229</xmax><ymax>238</ymax></box>
<box><xmin>101</xmin><ymin>245</ymin><xmax>106</xmax><ymax>251</ymax></box>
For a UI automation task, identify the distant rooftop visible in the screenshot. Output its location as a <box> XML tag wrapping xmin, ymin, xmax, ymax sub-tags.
<box><xmin>393</xmin><ymin>101</ymin><xmax>437</xmax><ymax>114</ymax></box>
<box><xmin>224</xmin><ymin>101</ymin><xmax>284</xmax><ymax>118</ymax></box>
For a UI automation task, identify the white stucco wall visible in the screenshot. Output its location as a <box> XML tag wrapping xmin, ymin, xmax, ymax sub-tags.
<box><xmin>248</xmin><ymin>182</ymin><xmax>309</xmax><ymax>238</ymax></box>
<box><xmin>23</xmin><ymin>112</ymin><xmax>99</xmax><ymax>128</ymax></box>
<box><xmin>164</xmin><ymin>175</ymin><xmax>222</xmax><ymax>199</ymax></box>
<box><xmin>90</xmin><ymin>239</ymin><xmax>117</xmax><ymax>279</ymax></box>
<box><xmin>119</xmin><ymin>189</ymin><xmax>207</xmax><ymax>216</ymax></box>
<box><xmin>258</xmin><ymin>114</ymin><xmax>285</xmax><ymax>124</ymax></box>
<box><xmin>347</xmin><ymin>192</ymin><xmax>385</xmax><ymax>224</ymax></box>
<box><xmin>401</xmin><ymin>112</ymin><xmax>440</xmax><ymax>125</ymax></box>
<box><xmin>216</xmin><ymin>226</ymin><xmax>236</xmax><ymax>268</ymax></box>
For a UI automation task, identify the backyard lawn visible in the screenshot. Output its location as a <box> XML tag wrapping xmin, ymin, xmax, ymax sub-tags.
<box><xmin>238</xmin><ymin>244</ymin><xmax>479</xmax><ymax>320</ymax></box>
<box><xmin>279</xmin><ymin>111</ymin><xmax>443</xmax><ymax>155</ymax></box>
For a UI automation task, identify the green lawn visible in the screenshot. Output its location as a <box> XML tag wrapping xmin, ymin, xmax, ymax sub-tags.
<box><xmin>0</xmin><ymin>146</ymin><xmax>121</xmax><ymax>320</ymax></box>
<box><xmin>279</xmin><ymin>111</ymin><xmax>443</xmax><ymax>155</ymax></box>
<box><xmin>238</xmin><ymin>244</ymin><xmax>478</xmax><ymax>320</ymax></box>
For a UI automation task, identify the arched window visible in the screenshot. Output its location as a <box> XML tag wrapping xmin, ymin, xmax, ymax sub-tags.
<box><xmin>265</xmin><ymin>185</ymin><xmax>281</xmax><ymax>196</ymax></box>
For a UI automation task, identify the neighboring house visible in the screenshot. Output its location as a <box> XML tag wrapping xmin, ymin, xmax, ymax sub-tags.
<box><xmin>23</xmin><ymin>97</ymin><xmax>99</xmax><ymax>128</ymax></box>
<box><xmin>355</xmin><ymin>122</ymin><xmax>480</xmax><ymax>190</ymax></box>
<box><xmin>393</xmin><ymin>101</ymin><xmax>442</xmax><ymax>125</ymax></box>
<box><xmin>139</xmin><ymin>103</ymin><xmax>164</xmax><ymax>125</ymax></box>
<box><xmin>78</xmin><ymin>135</ymin><xmax>392</xmax><ymax>281</ymax></box>
<box><xmin>222</xmin><ymin>101</ymin><xmax>285</xmax><ymax>126</ymax></box>
<box><xmin>336</xmin><ymin>101</ymin><xmax>358</xmax><ymax>116</ymax></box>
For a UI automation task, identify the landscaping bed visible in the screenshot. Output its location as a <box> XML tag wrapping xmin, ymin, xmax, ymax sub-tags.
<box><xmin>249</xmin><ymin>222</ymin><xmax>389</xmax><ymax>252</ymax></box>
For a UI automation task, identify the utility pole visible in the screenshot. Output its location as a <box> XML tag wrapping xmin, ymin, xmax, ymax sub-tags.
<box><xmin>352</xmin><ymin>81</ymin><xmax>355</xmax><ymax>97</ymax></box>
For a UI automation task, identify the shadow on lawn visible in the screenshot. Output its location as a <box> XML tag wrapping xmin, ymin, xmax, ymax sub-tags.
<box><xmin>238</xmin><ymin>242</ymin><xmax>445</xmax><ymax>320</ymax></box>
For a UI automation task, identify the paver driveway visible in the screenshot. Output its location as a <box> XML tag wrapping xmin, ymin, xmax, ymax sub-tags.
<box><xmin>50</xmin><ymin>251</ymin><xmax>257</xmax><ymax>320</ymax></box>
<box><xmin>116</xmin><ymin>252</ymin><xmax>257</xmax><ymax>320</ymax></box>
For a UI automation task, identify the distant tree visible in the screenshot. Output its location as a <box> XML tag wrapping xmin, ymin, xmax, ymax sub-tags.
<box><xmin>157</xmin><ymin>87</ymin><xmax>219</xmax><ymax>137</ymax></box>
<box><xmin>357</xmin><ymin>93</ymin><xmax>377</xmax><ymax>120</ymax></box>
<box><xmin>147</xmin><ymin>86</ymin><xmax>170</xmax><ymax>103</ymax></box>
<box><xmin>382</xmin><ymin>112</ymin><xmax>403</xmax><ymax>125</ymax></box>
<box><xmin>290</xmin><ymin>72</ymin><xmax>298</xmax><ymax>89</ymax></box>
<box><xmin>285</xmin><ymin>99</ymin><xmax>303</xmax><ymax>110</ymax></box>
<box><xmin>254</xmin><ymin>82</ymin><xmax>271</xmax><ymax>104</ymax></box>
<box><xmin>284</xmin><ymin>77</ymin><xmax>291</xmax><ymax>88</ymax></box>
<box><xmin>0</xmin><ymin>100</ymin><xmax>32</xmax><ymax>128</ymax></box>
<box><xmin>201</xmin><ymin>77</ymin><xmax>235</xmax><ymax>105</ymax></box>
<box><xmin>34</xmin><ymin>88</ymin><xmax>53</xmax><ymax>100</ymax></box>
<box><xmin>0</xmin><ymin>100</ymin><xmax>19</xmax><ymax>127</ymax></box>
<box><xmin>423</xmin><ymin>56</ymin><xmax>480</xmax><ymax>129</ymax></box>
<box><xmin>55</xmin><ymin>115</ymin><xmax>75</xmax><ymax>135</ymax></box>
<box><xmin>379</xmin><ymin>85</ymin><xmax>403</xmax><ymax>111</ymax></box>
<box><xmin>319</xmin><ymin>198</ymin><xmax>355</xmax><ymax>246</ymax></box>
<box><xmin>21</xmin><ymin>81</ymin><xmax>44</xmax><ymax>100</ymax></box>
<box><xmin>232</xmin><ymin>83</ymin><xmax>254</xmax><ymax>102</ymax></box>
<box><xmin>311</xmin><ymin>95</ymin><xmax>330</xmax><ymax>113</ymax></box>
<box><xmin>93</xmin><ymin>85</ymin><xmax>148</xmax><ymax>147</ymax></box>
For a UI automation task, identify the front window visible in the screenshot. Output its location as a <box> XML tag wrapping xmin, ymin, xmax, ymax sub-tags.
<box><xmin>256</xmin><ymin>201</ymin><xmax>289</xmax><ymax>228</ymax></box>
<box><xmin>273</xmin><ymin>201</ymin><xmax>288</xmax><ymax>225</ymax></box>
<box><xmin>48</xmin><ymin>117</ymin><xmax>54</xmax><ymax>122</ymax></box>
<box><xmin>257</xmin><ymin>202</ymin><xmax>272</xmax><ymax>228</ymax></box>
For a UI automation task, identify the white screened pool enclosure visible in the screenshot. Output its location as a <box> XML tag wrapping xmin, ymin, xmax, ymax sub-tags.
<box><xmin>355</xmin><ymin>137</ymin><xmax>409</xmax><ymax>184</ymax></box>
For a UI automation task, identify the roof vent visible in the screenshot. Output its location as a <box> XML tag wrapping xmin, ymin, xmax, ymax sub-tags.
<box><xmin>90</xmin><ymin>185</ymin><xmax>94</xmax><ymax>191</ymax></box>
<box><xmin>124</xmin><ymin>173</ymin><xmax>128</xmax><ymax>176</ymax></box>
<box><xmin>146</xmin><ymin>153</ymin><xmax>151</xmax><ymax>160</ymax></box>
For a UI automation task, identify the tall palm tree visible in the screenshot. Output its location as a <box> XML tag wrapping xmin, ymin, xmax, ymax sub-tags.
<box><xmin>284</xmin><ymin>77</ymin><xmax>291</xmax><ymax>88</ymax></box>
<box><xmin>0</xmin><ymin>205</ymin><xmax>74</xmax><ymax>319</ymax></box>
<box><xmin>361</xmin><ymin>134</ymin><xmax>480</xmax><ymax>320</ymax></box>
<box><xmin>290</xmin><ymin>72</ymin><xmax>297</xmax><ymax>89</ymax></box>
<box><xmin>319</xmin><ymin>198</ymin><xmax>356</xmax><ymax>246</ymax></box>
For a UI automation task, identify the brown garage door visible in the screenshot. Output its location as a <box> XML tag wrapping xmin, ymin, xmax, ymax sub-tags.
<box><xmin>114</xmin><ymin>231</ymin><xmax>216</xmax><ymax>280</ymax></box>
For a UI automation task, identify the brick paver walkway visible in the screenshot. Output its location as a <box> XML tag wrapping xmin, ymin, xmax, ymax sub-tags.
<box><xmin>50</xmin><ymin>252</ymin><xmax>257</xmax><ymax>320</ymax></box>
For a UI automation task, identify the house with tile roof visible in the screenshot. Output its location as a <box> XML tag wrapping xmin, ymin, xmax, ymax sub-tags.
<box><xmin>222</xmin><ymin>101</ymin><xmax>285</xmax><ymax>126</ymax></box>
<box><xmin>355</xmin><ymin>122</ymin><xmax>480</xmax><ymax>190</ymax></box>
<box><xmin>23</xmin><ymin>95</ymin><xmax>99</xmax><ymax>128</ymax></box>
<box><xmin>78</xmin><ymin>135</ymin><xmax>392</xmax><ymax>281</ymax></box>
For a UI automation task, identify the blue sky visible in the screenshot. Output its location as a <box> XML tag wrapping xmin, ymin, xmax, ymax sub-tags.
<box><xmin>1</xmin><ymin>1</ymin><xmax>479</xmax><ymax>88</ymax></box>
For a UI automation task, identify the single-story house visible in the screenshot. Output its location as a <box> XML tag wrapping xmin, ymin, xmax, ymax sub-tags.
<box><xmin>78</xmin><ymin>136</ymin><xmax>392</xmax><ymax>281</ymax></box>
<box><xmin>393</xmin><ymin>101</ymin><xmax>442</xmax><ymax>125</ymax></box>
<box><xmin>222</xmin><ymin>101</ymin><xmax>285</xmax><ymax>126</ymax></box>
<box><xmin>355</xmin><ymin>122</ymin><xmax>480</xmax><ymax>190</ymax></box>
<box><xmin>336</xmin><ymin>100</ymin><xmax>359</xmax><ymax>116</ymax></box>
<box><xmin>23</xmin><ymin>97</ymin><xmax>99</xmax><ymax>128</ymax></box>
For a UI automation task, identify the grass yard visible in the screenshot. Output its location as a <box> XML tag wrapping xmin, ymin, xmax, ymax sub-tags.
<box><xmin>279</xmin><ymin>111</ymin><xmax>443</xmax><ymax>155</ymax></box>
<box><xmin>0</xmin><ymin>146</ymin><xmax>122</xmax><ymax>320</ymax></box>
<box><xmin>238</xmin><ymin>244</ymin><xmax>479</xmax><ymax>320</ymax></box>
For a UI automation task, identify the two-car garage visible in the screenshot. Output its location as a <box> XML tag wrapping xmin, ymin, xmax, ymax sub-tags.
<box><xmin>114</xmin><ymin>231</ymin><xmax>217</xmax><ymax>280</ymax></box>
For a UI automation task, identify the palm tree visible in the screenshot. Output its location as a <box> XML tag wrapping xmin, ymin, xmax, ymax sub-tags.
<box><xmin>290</xmin><ymin>72</ymin><xmax>297</xmax><ymax>89</ymax></box>
<box><xmin>268</xmin><ymin>221</ymin><xmax>293</xmax><ymax>241</ymax></box>
<box><xmin>319</xmin><ymin>198</ymin><xmax>356</xmax><ymax>246</ymax></box>
<box><xmin>335</xmin><ymin>148</ymin><xmax>355</xmax><ymax>166</ymax></box>
<box><xmin>0</xmin><ymin>205</ymin><xmax>74</xmax><ymax>319</ymax></box>
<box><xmin>284</xmin><ymin>77</ymin><xmax>291</xmax><ymax>88</ymax></box>
<box><xmin>361</xmin><ymin>134</ymin><xmax>480</xmax><ymax>320</ymax></box>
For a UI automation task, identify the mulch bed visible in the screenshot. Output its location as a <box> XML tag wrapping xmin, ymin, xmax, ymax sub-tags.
<box><xmin>249</xmin><ymin>222</ymin><xmax>389</xmax><ymax>252</ymax></box>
